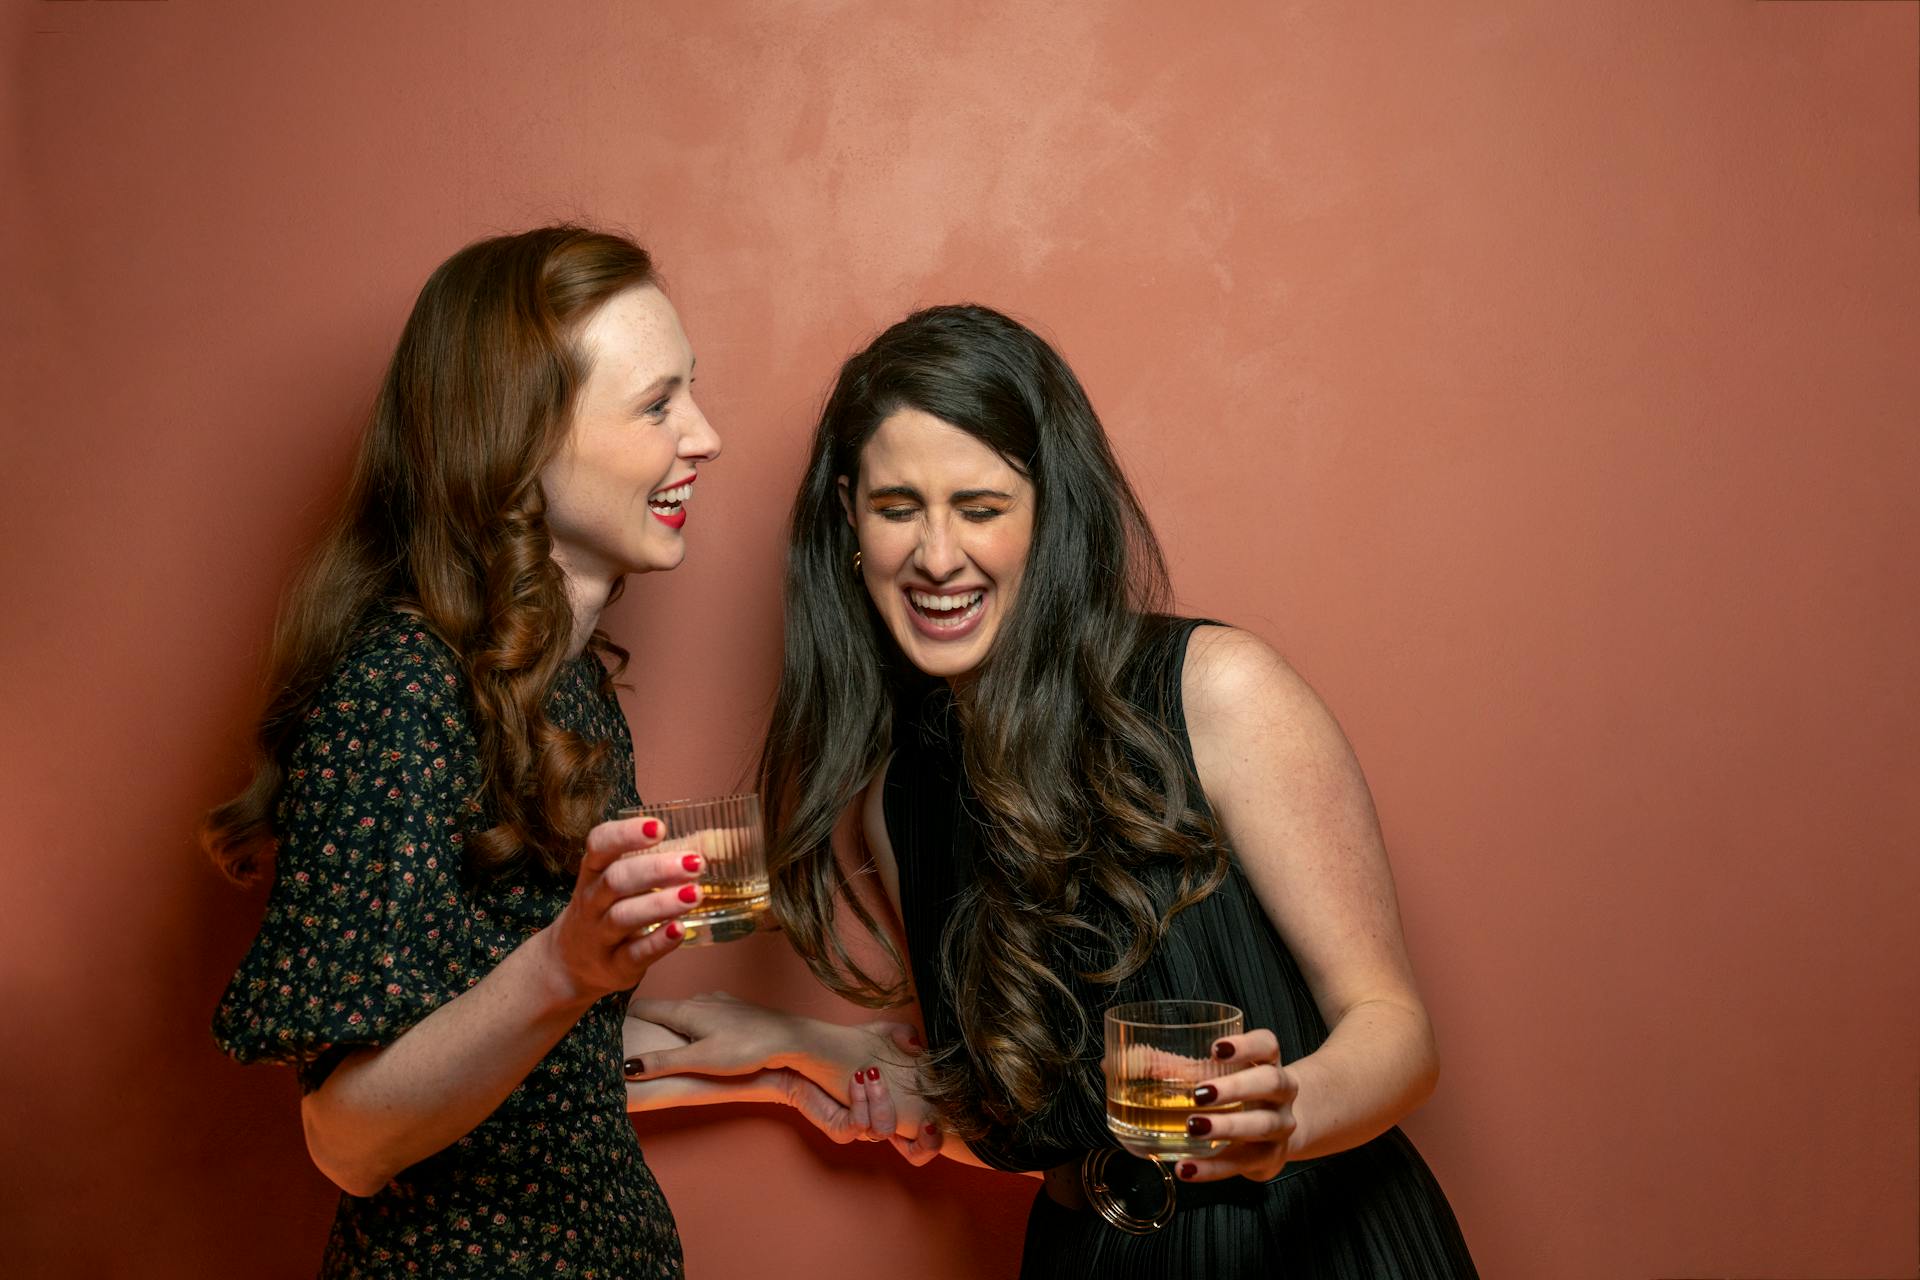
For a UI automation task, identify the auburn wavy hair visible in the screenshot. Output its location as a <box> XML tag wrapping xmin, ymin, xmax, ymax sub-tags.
<box><xmin>762</xmin><ymin>304</ymin><xmax>1229</xmax><ymax>1139</ymax></box>
<box><xmin>203</xmin><ymin>225</ymin><xmax>658</xmax><ymax>884</ymax></box>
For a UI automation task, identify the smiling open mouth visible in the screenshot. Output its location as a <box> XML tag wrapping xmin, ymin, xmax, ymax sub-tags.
<box><xmin>907</xmin><ymin>588</ymin><xmax>985</xmax><ymax>630</ymax></box>
<box><xmin>648</xmin><ymin>478</ymin><xmax>693</xmax><ymax>528</ymax></box>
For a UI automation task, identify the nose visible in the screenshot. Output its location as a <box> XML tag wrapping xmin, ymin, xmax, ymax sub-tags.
<box><xmin>679</xmin><ymin>396</ymin><xmax>721</xmax><ymax>464</ymax></box>
<box><xmin>913</xmin><ymin>513</ymin><xmax>966</xmax><ymax>582</ymax></box>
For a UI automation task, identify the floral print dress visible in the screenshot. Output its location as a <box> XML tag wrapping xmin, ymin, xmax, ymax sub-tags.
<box><xmin>214</xmin><ymin>607</ymin><xmax>681</xmax><ymax>1278</ymax></box>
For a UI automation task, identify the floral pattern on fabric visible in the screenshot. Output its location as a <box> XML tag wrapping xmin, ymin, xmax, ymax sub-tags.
<box><xmin>214</xmin><ymin>608</ymin><xmax>680</xmax><ymax>1278</ymax></box>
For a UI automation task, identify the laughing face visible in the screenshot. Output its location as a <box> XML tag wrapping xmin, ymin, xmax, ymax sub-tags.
<box><xmin>840</xmin><ymin>408</ymin><xmax>1035</xmax><ymax>682</ymax></box>
<box><xmin>542</xmin><ymin>284</ymin><xmax>719</xmax><ymax>587</ymax></box>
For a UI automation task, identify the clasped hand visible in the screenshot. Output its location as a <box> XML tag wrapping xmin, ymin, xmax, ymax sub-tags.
<box><xmin>627</xmin><ymin>992</ymin><xmax>944</xmax><ymax>1165</ymax></box>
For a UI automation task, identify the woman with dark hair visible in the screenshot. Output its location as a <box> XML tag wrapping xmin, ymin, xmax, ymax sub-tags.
<box><xmin>629</xmin><ymin>304</ymin><xmax>1479</xmax><ymax>1276</ymax></box>
<box><xmin>206</xmin><ymin>225</ymin><xmax>723</xmax><ymax>1277</ymax></box>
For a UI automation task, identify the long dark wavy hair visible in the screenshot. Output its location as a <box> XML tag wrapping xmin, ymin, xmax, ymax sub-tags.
<box><xmin>203</xmin><ymin>225</ymin><xmax>657</xmax><ymax>884</ymax></box>
<box><xmin>763</xmin><ymin>304</ymin><xmax>1229</xmax><ymax>1138</ymax></box>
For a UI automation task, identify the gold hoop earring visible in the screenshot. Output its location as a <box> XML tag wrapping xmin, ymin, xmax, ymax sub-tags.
<box><xmin>853</xmin><ymin>550</ymin><xmax>863</xmax><ymax>573</ymax></box>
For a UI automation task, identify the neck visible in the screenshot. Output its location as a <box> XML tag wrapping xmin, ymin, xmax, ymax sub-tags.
<box><xmin>553</xmin><ymin>552</ymin><xmax>618</xmax><ymax>659</ymax></box>
<box><xmin>944</xmin><ymin>667</ymin><xmax>983</xmax><ymax>701</ymax></box>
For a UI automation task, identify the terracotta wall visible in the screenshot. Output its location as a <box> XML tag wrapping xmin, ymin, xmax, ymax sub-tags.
<box><xmin>4</xmin><ymin>2</ymin><xmax>1915</xmax><ymax>1276</ymax></box>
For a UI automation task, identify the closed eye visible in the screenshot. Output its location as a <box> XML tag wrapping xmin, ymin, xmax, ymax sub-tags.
<box><xmin>634</xmin><ymin>373</ymin><xmax>688</xmax><ymax>424</ymax></box>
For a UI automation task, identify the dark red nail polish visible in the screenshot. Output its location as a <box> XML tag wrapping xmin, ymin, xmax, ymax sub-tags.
<box><xmin>1194</xmin><ymin>1084</ymin><xmax>1218</xmax><ymax>1106</ymax></box>
<box><xmin>641</xmin><ymin>818</ymin><xmax>663</xmax><ymax>838</ymax></box>
<box><xmin>867</xmin><ymin>1067</ymin><xmax>882</xmax><ymax>1082</ymax></box>
<box><xmin>623</xmin><ymin>1056</ymin><xmax>645</xmax><ymax>1079</ymax></box>
<box><xmin>1186</xmin><ymin>1115</ymin><xmax>1212</xmax><ymax>1136</ymax></box>
<box><xmin>1213</xmin><ymin>1040</ymin><xmax>1235</xmax><ymax>1060</ymax></box>
<box><xmin>682</xmin><ymin>853</ymin><xmax>702</xmax><ymax>873</ymax></box>
<box><xmin>664</xmin><ymin>921</ymin><xmax>684</xmax><ymax>941</ymax></box>
<box><xmin>1177</xmin><ymin>1162</ymin><xmax>1197</xmax><ymax>1180</ymax></box>
<box><xmin>677</xmin><ymin>884</ymin><xmax>699</xmax><ymax>903</ymax></box>
<box><xmin>924</xmin><ymin>1122</ymin><xmax>939</xmax><ymax>1135</ymax></box>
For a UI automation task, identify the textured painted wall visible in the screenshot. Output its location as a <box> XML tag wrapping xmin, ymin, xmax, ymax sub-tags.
<box><xmin>3</xmin><ymin>2</ymin><xmax>1915</xmax><ymax>1277</ymax></box>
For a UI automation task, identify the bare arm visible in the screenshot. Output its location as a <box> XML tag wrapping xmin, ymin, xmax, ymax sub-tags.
<box><xmin>625</xmin><ymin>765</ymin><xmax>1016</xmax><ymax>1173</ymax></box>
<box><xmin>1180</xmin><ymin>626</ymin><xmax>1439</xmax><ymax>1176</ymax></box>
<box><xmin>300</xmin><ymin>818</ymin><xmax>701</xmax><ymax>1196</ymax></box>
<box><xmin>623</xmin><ymin>1007</ymin><xmax>933</xmax><ymax>1157</ymax></box>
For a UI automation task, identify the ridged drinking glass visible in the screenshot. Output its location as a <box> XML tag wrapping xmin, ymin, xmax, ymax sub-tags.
<box><xmin>1104</xmin><ymin>1000</ymin><xmax>1245</xmax><ymax>1161</ymax></box>
<box><xmin>617</xmin><ymin>793</ymin><xmax>768</xmax><ymax>946</ymax></box>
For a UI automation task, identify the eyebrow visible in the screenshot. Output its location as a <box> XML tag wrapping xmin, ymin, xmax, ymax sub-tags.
<box><xmin>866</xmin><ymin>484</ymin><xmax>1016</xmax><ymax>503</ymax></box>
<box><xmin>630</xmin><ymin>356</ymin><xmax>695</xmax><ymax>406</ymax></box>
<box><xmin>632</xmin><ymin>374</ymin><xmax>683</xmax><ymax>407</ymax></box>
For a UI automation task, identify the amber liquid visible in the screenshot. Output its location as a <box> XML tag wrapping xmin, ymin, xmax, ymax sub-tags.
<box><xmin>679</xmin><ymin>876</ymin><xmax>771</xmax><ymax>946</ymax></box>
<box><xmin>1105</xmin><ymin>1078</ymin><xmax>1242</xmax><ymax>1160</ymax></box>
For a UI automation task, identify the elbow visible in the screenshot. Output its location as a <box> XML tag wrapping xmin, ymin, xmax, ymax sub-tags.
<box><xmin>1413</xmin><ymin>1049</ymin><xmax>1440</xmax><ymax>1110</ymax></box>
<box><xmin>1409</xmin><ymin>1010</ymin><xmax>1441</xmax><ymax>1109</ymax></box>
<box><xmin>301</xmin><ymin>1092</ymin><xmax>397</xmax><ymax>1199</ymax></box>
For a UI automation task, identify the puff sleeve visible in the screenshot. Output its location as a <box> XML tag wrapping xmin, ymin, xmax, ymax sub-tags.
<box><xmin>212</xmin><ymin>625</ymin><xmax>479</xmax><ymax>1092</ymax></box>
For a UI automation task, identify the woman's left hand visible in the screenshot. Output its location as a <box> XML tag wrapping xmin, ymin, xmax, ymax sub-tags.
<box><xmin>783</xmin><ymin>1067</ymin><xmax>945</xmax><ymax>1165</ymax></box>
<box><xmin>626</xmin><ymin>993</ymin><xmax>935</xmax><ymax>1140</ymax></box>
<box><xmin>1175</xmin><ymin>1029</ymin><xmax>1300</xmax><ymax>1184</ymax></box>
<box><xmin>626</xmin><ymin>991</ymin><xmax>802</xmax><ymax>1078</ymax></box>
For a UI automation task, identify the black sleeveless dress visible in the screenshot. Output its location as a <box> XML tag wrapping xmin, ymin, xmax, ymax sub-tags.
<box><xmin>883</xmin><ymin>618</ymin><xmax>1478</xmax><ymax>1279</ymax></box>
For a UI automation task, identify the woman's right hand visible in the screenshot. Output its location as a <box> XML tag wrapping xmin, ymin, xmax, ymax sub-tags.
<box><xmin>300</xmin><ymin>814</ymin><xmax>700</xmax><ymax>1196</ymax></box>
<box><xmin>542</xmin><ymin>813</ymin><xmax>703</xmax><ymax>1005</ymax></box>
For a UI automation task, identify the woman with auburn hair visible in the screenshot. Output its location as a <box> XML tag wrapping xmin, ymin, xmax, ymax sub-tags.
<box><xmin>628</xmin><ymin>305</ymin><xmax>1479</xmax><ymax>1277</ymax></box>
<box><xmin>205</xmin><ymin>225</ymin><xmax>726</xmax><ymax>1277</ymax></box>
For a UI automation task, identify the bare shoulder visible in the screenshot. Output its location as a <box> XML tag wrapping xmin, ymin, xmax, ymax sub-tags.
<box><xmin>1179</xmin><ymin>624</ymin><xmax>1376</xmax><ymax>850</ymax></box>
<box><xmin>1182</xmin><ymin>625</ymin><xmax>1346</xmax><ymax>755</ymax></box>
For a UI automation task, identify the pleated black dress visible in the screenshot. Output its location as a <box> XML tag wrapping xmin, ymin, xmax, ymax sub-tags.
<box><xmin>884</xmin><ymin>617</ymin><xmax>1478</xmax><ymax>1279</ymax></box>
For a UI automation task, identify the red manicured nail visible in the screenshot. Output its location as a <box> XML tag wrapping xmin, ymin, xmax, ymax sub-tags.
<box><xmin>641</xmin><ymin>818</ymin><xmax>663</xmax><ymax>839</ymax></box>
<box><xmin>681</xmin><ymin>853</ymin><xmax>702</xmax><ymax>873</ymax></box>
<box><xmin>1186</xmin><ymin>1115</ymin><xmax>1212</xmax><ymax>1136</ymax></box>
<box><xmin>677</xmin><ymin>884</ymin><xmax>699</xmax><ymax>903</ymax></box>
<box><xmin>663</xmin><ymin>921</ymin><xmax>684</xmax><ymax>941</ymax></box>
<box><xmin>623</xmin><ymin>1056</ymin><xmax>645</xmax><ymax>1079</ymax></box>
<box><xmin>1177</xmin><ymin>1162</ymin><xmax>1197</xmax><ymax>1180</ymax></box>
<box><xmin>1194</xmin><ymin>1084</ymin><xmax>1218</xmax><ymax>1106</ymax></box>
<box><xmin>1212</xmin><ymin>1040</ymin><xmax>1235</xmax><ymax>1060</ymax></box>
<box><xmin>924</xmin><ymin>1122</ymin><xmax>939</xmax><ymax>1135</ymax></box>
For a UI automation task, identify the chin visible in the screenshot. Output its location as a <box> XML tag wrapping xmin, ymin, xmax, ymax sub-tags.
<box><xmin>890</xmin><ymin>621</ymin><xmax>996</xmax><ymax>681</ymax></box>
<box><xmin>639</xmin><ymin>540</ymin><xmax>687</xmax><ymax>574</ymax></box>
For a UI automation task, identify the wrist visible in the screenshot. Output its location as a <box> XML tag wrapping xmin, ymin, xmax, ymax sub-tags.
<box><xmin>772</xmin><ymin>1017</ymin><xmax>866</xmax><ymax>1089</ymax></box>
<box><xmin>526</xmin><ymin>922</ymin><xmax>606</xmax><ymax>1019</ymax></box>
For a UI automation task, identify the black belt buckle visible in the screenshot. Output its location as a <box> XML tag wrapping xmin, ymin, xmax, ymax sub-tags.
<box><xmin>1080</xmin><ymin>1148</ymin><xmax>1177</xmax><ymax>1235</ymax></box>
